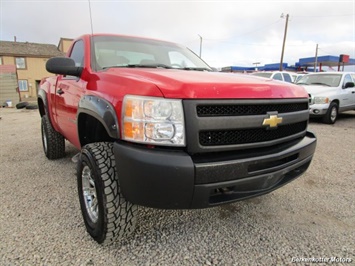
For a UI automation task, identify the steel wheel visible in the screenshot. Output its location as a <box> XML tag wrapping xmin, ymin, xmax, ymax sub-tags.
<box><xmin>81</xmin><ymin>165</ymin><xmax>98</xmax><ymax>223</ymax></box>
<box><xmin>323</xmin><ymin>102</ymin><xmax>338</xmax><ymax>124</ymax></box>
<box><xmin>330</xmin><ymin>106</ymin><xmax>337</xmax><ymax>123</ymax></box>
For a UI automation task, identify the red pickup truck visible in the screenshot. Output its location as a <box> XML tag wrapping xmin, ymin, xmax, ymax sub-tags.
<box><xmin>38</xmin><ymin>34</ymin><xmax>317</xmax><ymax>244</ymax></box>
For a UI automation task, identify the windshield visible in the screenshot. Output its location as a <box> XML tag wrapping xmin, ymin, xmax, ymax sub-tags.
<box><xmin>296</xmin><ymin>74</ymin><xmax>342</xmax><ymax>87</ymax></box>
<box><xmin>91</xmin><ymin>35</ymin><xmax>211</xmax><ymax>71</ymax></box>
<box><xmin>251</xmin><ymin>72</ymin><xmax>273</xmax><ymax>78</ymax></box>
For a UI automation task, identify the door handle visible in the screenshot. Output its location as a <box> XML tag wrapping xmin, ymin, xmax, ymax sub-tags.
<box><xmin>57</xmin><ymin>89</ymin><xmax>64</xmax><ymax>95</ymax></box>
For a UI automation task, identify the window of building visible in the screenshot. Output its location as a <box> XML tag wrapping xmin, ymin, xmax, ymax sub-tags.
<box><xmin>15</xmin><ymin>57</ymin><xmax>26</xmax><ymax>69</ymax></box>
<box><xmin>0</xmin><ymin>57</ymin><xmax>3</xmax><ymax>65</ymax></box>
<box><xmin>18</xmin><ymin>80</ymin><xmax>29</xmax><ymax>91</ymax></box>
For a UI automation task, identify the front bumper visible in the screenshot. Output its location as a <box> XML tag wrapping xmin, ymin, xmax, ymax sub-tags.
<box><xmin>309</xmin><ymin>103</ymin><xmax>329</xmax><ymax>116</ymax></box>
<box><xmin>114</xmin><ymin>131</ymin><xmax>317</xmax><ymax>209</ymax></box>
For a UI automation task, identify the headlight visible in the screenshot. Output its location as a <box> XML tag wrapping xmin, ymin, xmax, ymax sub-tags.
<box><xmin>314</xmin><ymin>97</ymin><xmax>329</xmax><ymax>104</ymax></box>
<box><xmin>122</xmin><ymin>95</ymin><xmax>185</xmax><ymax>146</ymax></box>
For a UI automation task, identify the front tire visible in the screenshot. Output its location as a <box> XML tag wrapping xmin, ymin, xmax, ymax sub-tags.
<box><xmin>322</xmin><ymin>102</ymin><xmax>338</xmax><ymax>124</ymax></box>
<box><xmin>77</xmin><ymin>142</ymin><xmax>137</xmax><ymax>244</ymax></box>
<box><xmin>41</xmin><ymin>114</ymin><xmax>65</xmax><ymax>159</ymax></box>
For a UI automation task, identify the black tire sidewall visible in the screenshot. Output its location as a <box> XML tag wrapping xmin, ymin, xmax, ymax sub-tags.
<box><xmin>77</xmin><ymin>147</ymin><xmax>107</xmax><ymax>243</ymax></box>
<box><xmin>25</xmin><ymin>104</ymin><xmax>38</xmax><ymax>110</ymax></box>
<box><xmin>41</xmin><ymin>116</ymin><xmax>48</xmax><ymax>156</ymax></box>
<box><xmin>16</xmin><ymin>102</ymin><xmax>29</xmax><ymax>109</ymax></box>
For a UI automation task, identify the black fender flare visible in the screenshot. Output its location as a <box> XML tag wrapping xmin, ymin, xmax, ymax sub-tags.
<box><xmin>37</xmin><ymin>89</ymin><xmax>48</xmax><ymax>116</ymax></box>
<box><xmin>77</xmin><ymin>95</ymin><xmax>120</xmax><ymax>139</ymax></box>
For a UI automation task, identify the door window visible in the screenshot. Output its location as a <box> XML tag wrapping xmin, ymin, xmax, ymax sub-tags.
<box><xmin>282</xmin><ymin>73</ymin><xmax>292</xmax><ymax>83</ymax></box>
<box><xmin>343</xmin><ymin>74</ymin><xmax>352</xmax><ymax>88</ymax></box>
<box><xmin>273</xmin><ymin>73</ymin><xmax>283</xmax><ymax>81</ymax></box>
<box><xmin>69</xmin><ymin>40</ymin><xmax>84</xmax><ymax>67</ymax></box>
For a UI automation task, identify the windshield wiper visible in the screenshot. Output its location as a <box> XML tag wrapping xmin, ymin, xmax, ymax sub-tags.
<box><xmin>102</xmin><ymin>64</ymin><xmax>172</xmax><ymax>69</ymax></box>
<box><xmin>178</xmin><ymin>67</ymin><xmax>212</xmax><ymax>71</ymax></box>
<box><xmin>127</xmin><ymin>64</ymin><xmax>173</xmax><ymax>69</ymax></box>
<box><xmin>102</xmin><ymin>64</ymin><xmax>211</xmax><ymax>71</ymax></box>
<box><xmin>309</xmin><ymin>82</ymin><xmax>331</xmax><ymax>87</ymax></box>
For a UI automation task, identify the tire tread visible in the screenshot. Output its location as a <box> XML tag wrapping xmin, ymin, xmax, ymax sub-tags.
<box><xmin>82</xmin><ymin>142</ymin><xmax>137</xmax><ymax>244</ymax></box>
<box><xmin>41</xmin><ymin>115</ymin><xmax>65</xmax><ymax>159</ymax></box>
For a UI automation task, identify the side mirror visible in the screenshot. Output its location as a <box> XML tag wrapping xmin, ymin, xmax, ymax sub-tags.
<box><xmin>46</xmin><ymin>57</ymin><xmax>83</xmax><ymax>77</ymax></box>
<box><xmin>344</xmin><ymin>82</ymin><xmax>355</xmax><ymax>89</ymax></box>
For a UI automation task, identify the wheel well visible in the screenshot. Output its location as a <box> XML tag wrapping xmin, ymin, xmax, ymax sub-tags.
<box><xmin>331</xmin><ymin>99</ymin><xmax>339</xmax><ymax>107</ymax></box>
<box><xmin>78</xmin><ymin>113</ymin><xmax>114</xmax><ymax>147</ymax></box>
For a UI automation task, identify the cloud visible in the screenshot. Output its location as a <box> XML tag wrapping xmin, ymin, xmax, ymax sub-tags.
<box><xmin>1</xmin><ymin>0</ymin><xmax>354</xmax><ymax>68</ymax></box>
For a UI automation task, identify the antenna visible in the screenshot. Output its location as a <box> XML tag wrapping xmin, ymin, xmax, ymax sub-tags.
<box><xmin>88</xmin><ymin>0</ymin><xmax>96</xmax><ymax>70</ymax></box>
<box><xmin>88</xmin><ymin>0</ymin><xmax>94</xmax><ymax>35</ymax></box>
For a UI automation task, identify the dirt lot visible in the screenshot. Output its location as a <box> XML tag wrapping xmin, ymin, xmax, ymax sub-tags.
<box><xmin>0</xmin><ymin>108</ymin><xmax>354</xmax><ymax>265</ymax></box>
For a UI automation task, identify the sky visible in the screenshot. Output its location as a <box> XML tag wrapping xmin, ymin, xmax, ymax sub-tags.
<box><xmin>1</xmin><ymin>0</ymin><xmax>354</xmax><ymax>70</ymax></box>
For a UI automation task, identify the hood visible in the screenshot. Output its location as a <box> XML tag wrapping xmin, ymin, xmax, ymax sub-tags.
<box><xmin>103</xmin><ymin>68</ymin><xmax>308</xmax><ymax>99</ymax></box>
<box><xmin>301</xmin><ymin>85</ymin><xmax>336</xmax><ymax>96</ymax></box>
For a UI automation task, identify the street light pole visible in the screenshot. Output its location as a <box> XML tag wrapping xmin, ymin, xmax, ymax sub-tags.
<box><xmin>253</xmin><ymin>62</ymin><xmax>261</xmax><ymax>71</ymax></box>
<box><xmin>198</xmin><ymin>34</ymin><xmax>202</xmax><ymax>58</ymax></box>
<box><xmin>279</xmin><ymin>13</ymin><xmax>289</xmax><ymax>71</ymax></box>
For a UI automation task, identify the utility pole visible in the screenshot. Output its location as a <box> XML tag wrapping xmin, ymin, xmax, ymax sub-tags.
<box><xmin>279</xmin><ymin>13</ymin><xmax>289</xmax><ymax>71</ymax></box>
<box><xmin>198</xmin><ymin>34</ymin><xmax>202</xmax><ymax>58</ymax></box>
<box><xmin>314</xmin><ymin>44</ymin><xmax>318</xmax><ymax>72</ymax></box>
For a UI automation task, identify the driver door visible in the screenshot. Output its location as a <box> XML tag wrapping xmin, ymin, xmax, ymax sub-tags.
<box><xmin>55</xmin><ymin>40</ymin><xmax>86</xmax><ymax>148</ymax></box>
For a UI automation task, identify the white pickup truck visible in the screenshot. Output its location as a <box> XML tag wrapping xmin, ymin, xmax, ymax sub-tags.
<box><xmin>296</xmin><ymin>72</ymin><xmax>355</xmax><ymax>124</ymax></box>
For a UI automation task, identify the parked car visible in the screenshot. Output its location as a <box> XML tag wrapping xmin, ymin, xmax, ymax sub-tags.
<box><xmin>296</xmin><ymin>72</ymin><xmax>355</xmax><ymax>124</ymax></box>
<box><xmin>251</xmin><ymin>71</ymin><xmax>293</xmax><ymax>83</ymax></box>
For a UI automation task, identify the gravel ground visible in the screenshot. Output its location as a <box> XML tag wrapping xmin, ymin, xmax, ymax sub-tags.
<box><xmin>0</xmin><ymin>108</ymin><xmax>354</xmax><ymax>266</ymax></box>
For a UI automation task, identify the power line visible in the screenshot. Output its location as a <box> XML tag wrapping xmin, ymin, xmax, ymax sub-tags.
<box><xmin>203</xmin><ymin>19</ymin><xmax>282</xmax><ymax>41</ymax></box>
<box><xmin>194</xmin><ymin>39</ymin><xmax>319</xmax><ymax>47</ymax></box>
<box><xmin>293</xmin><ymin>13</ymin><xmax>354</xmax><ymax>18</ymax></box>
<box><xmin>198</xmin><ymin>13</ymin><xmax>353</xmax><ymax>42</ymax></box>
<box><xmin>318</xmin><ymin>47</ymin><xmax>337</xmax><ymax>55</ymax></box>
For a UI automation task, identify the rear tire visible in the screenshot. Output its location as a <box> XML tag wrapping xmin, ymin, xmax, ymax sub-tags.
<box><xmin>41</xmin><ymin>115</ymin><xmax>65</xmax><ymax>159</ymax></box>
<box><xmin>322</xmin><ymin>102</ymin><xmax>338</xmax><ymax>124</ymax></box>
<box><xmin>77</xmin><ymin>142</ymin><xmax>137</xmax><ymax>244</ymax></box>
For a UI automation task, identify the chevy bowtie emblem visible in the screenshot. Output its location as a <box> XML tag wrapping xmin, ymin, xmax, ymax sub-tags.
<box><xmin>262</xmin><ymin>114</ymin><xmax>283</xmax><ymax>128</ymax></box>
